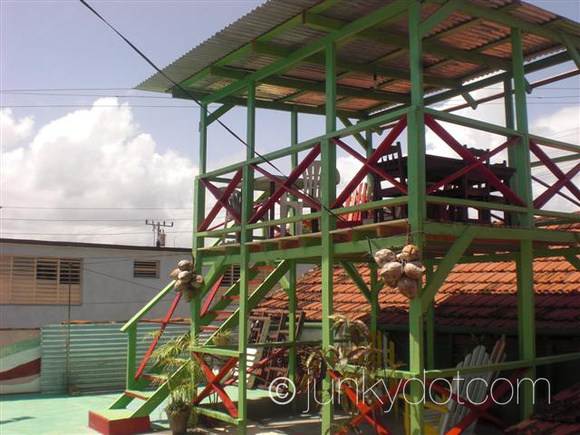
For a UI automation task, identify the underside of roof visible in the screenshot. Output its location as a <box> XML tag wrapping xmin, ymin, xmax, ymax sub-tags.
<box><xmin>136</xmin><ymin>0</ymin><xmax>580</xmax><ymax>116</ymax></box>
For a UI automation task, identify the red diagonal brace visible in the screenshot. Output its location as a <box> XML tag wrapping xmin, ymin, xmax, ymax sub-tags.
<box><xmin>135</xmin><ymin>291</ymin><xmax>182</xmax><ymax>380</ymax></box>
<box><xmin>530</xmin><ymin>140</ymin><xmax>580</xmax><ymax>209</ymax></box>
<box><xmin>249</xmin><ymin>143</ymin><xmax>321</xmax><ymax>224</ymax></box>
<box><xmin>200</xmin><ymin>274</ymin><xmax>225</xmax><ymax>318</ymax></box>
<box><xmin>193</xmin><ymin>355</ymin><xmax>239</xmax><ymax>418</ymax></box>
<box><xmin>224</xmin><ymin>347</ymin><xmax>288</xmax><ymax>386</ymax></box>
<box><xmin>198</xmin><ymin>169</ymin><xmax>243</xmax><ymax>231</ymax></box>
<box><xmin>331</xmin><ymin>138</ymin><xmax>408</xmax><ymax>196</ymax></box>
<box><xmin>251</xmin><ymin>165</ymin><xmax>321</xmax><ymax>209</ymax></box>
<box><xmin>533</xmin><ymin>162</ymin><xmax>580</xmax><ymax>209</ymax></box>
<box><xmin>425</xmin><ymin>114</ymin><xmax>524</xmax><ymax>206</ymax></box>
<box><xmin>332</xmin><ymin>115</ymin><xmax>407</xmax><ymax>209</ymax></box>
<box><xmin>427</xmin><ymin>136</ymin><xmax>521</xmax><ymax>194</ymax></box>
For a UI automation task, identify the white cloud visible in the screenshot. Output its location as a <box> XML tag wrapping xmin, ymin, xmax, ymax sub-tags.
<box><xmin>1</xmin><ymin>108</ymin><xmax>35</xmax><ymax>150</ymax></box>
<box><xmin>1</xmin><ymin>98</ymin><xmax>197</xmax><ymax>246</ymax></box>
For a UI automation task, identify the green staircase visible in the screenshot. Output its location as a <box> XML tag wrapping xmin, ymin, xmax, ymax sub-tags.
<box><xmin>88</xmin><ymin>260</ymin><xmax>288</xmax><ymax>435</ymax></box>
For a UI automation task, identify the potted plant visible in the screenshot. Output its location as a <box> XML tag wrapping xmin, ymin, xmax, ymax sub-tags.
<box><xmin>211</xmin><ymin>329</ymin><xmax>232</xmax><ymax>347</ymax></box>
<box><xmin>152</xmin><ymin>332</ymin><xmax>201</xmax><ymax>435</ymax></box>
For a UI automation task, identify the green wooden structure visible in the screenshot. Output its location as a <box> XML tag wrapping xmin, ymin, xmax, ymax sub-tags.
<box><xmin>89</xmin><ymin>1</ymin><xmax>580</xmax><ymax>434</ymax></box>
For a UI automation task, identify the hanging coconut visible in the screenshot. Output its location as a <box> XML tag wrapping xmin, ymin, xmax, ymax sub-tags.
<box><xmin>401</xmin><ymin>244</ymin><xmax>420</xmax><ymax>261</ymax></box>
<box><xmin>174</xmin><ymin>280</ymin><xmax>190</xmax><ymax>293</ymax></box>
<box><xmin>178</xmin><ymin>260</ymin><xmax>193</xmax><ymax>271</ymax></box>
<box><xmin>396</xmin><ymin>276</ymin><xmax>418</xmax><ymax>299</ymax></box>
<box><xmin>183</xmin><ymin>288</ymin><xmax>195</xmax><ymax>303</ymax></box>
<box><xmin>177</xmin><ymin>270</ymin><xmax>192</xmax><ymax>283</ymax></box>
<box><xmin>191</xmin><ymin>274</ymin><xmax>204</xmax><ymax>289</ymax></box>
<box><xmin>379</xmin><ymin>261</ymin><xmax>403</xmax><ymax>288</ymax></box>
<box><xmin>169</xmin><ymin>268</ymin><xmax>180</xmax><ymax>279</ymax></box>
<box><xmin>373</xmin><ymin>248</ymin><xmax>396</xmax><ymax>267</ymax></box>
<box><xmin>404</xmin><ymin>261</ymin><xmax>426</xmax><ymax>279</ymax></box>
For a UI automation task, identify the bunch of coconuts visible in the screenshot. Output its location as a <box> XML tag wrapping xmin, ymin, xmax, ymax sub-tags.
<box><xmin>374</xmin><ymin>245</ymin><xmax>425</xmax><ymax>299</ymax></box>
<box><xmin>169</xmin><ymin>259</ymin><xmax>204</xmax><ymax>303</ymax></box>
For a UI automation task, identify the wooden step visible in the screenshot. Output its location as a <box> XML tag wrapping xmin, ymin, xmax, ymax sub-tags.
<box><xmin>223</xmin><ymin>295</ymin><xmax>240</xmax><ymax>300</ymax></box>
<box><xmin>89</xmin><ymin>409</ymin><xmax>150</xmax><ymax>435</ymax></box>
<box><xmin>141</xmin><ymin>373</ymin><xmax>167</xmax><ymax>383</ymax></box>
<box><xmin>124</xmin><ymin>389</ymin><xmax>154</xmax><ymax>401</ymax></box>
<box><xmin>200</xmin><ymin>325</ymin><xmax>219</xmax><ymax>331</ymax></box>
<box><xmin>206</xmin><ymin>310</ymin><xmax>235</xmax><ymax>316</ymax></box>
<box><xmin>248</xmin><ymin>265</ymin><xmax>277</xmax><ymax>271</ymax></box>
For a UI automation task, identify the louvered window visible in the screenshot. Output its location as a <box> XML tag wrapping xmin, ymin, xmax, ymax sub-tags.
<box><xmin>0</xmin><ymin>255</ymin><xmax>82</xmax><ymax>305</ymax></box>
<box><xmin>133</xmin><ymin>260</ymin><xmax>159</xmax><ymax>278</ymax></box>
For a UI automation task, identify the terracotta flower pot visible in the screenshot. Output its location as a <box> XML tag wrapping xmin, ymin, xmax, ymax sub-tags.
<box><xmin>166</xmin><ymin>407</ymin><xmax>191</xmax><ymax>435</ymax></box>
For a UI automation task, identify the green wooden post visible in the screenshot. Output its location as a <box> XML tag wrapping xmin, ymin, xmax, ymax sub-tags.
<box><xmin>426</xmin><ymin>262</ymin><xmax>435</xmax><ymax>369</ymax></box>
<box><xmin>370</xmin><ymin>263</ymin><xmax>379</xmax><ymax>347</ymax></box>
<box><xmin>288</xmin><ymin>259</ymin><xmax>297</xmax><ymax>413</ymax></box>
<box><xmin>237</xmin><ymin>82</ymin><xmax>256</xmax><ymax>434</ymax></box>
<box><xmin>192</xmin><ymin>104</ymin><xmax>208</xmax><ymax>340</ymax></box>
<box><xmin>126</xmin><ymin>323</ymin><xmax>137</xmax><ymax>390</ymax></box>
<box><xmin>290</xmin><ymin>108</ymin><xmax>299</xmax><ymax>235</ymax></box>
<box><xmin>511</xmin><ymin>26</ymin><xmax>536</xmax><ymax>420</ymax></box>
<box><xmin>321</xmin><ymin>40</ymin><xmax>337</xmax><ymax>434</ymax></box>
<box><xmin>408</xmin><ymin>1</ymin><xmax>427</xmax><ymax>433</ymax></box>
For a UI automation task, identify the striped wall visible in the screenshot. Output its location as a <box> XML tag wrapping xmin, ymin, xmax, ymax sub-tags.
<box><xmin>41</xmin><ymin>323</ymin><xmax>189</xmax><ymax>394</ymax></box>
<box><xmin>0</xmin><ymin>329</ymin><xmax>41</xmax><ymax>394</ymax></box>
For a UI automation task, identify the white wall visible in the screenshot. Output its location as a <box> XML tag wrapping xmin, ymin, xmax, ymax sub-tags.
<box><xmin>0</xmin><ymin>241</ymin><xmax>193</xmax><ymax>328</ymax></box>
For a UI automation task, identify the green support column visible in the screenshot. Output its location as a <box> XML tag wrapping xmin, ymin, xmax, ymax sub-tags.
<box><xmin>192</xmin><ymin>105</ymin><xmax>209</xmax><ymax>340</ymax></box>
<box><xmin>126</xmin><ymin>324</ymin><xmax>137</xmax><ymax>390</ymax></box>
<box><xmin>425</xmin><ymin>262</ymin><xmax>435</xmax><ymax>369</ymax></box>
<box><xmin>238</xmin><ymin>82</ymin><xmax>256</xmax><ymax>434</ymax></box>
<box><xmin>290</xmin><ymin>108</ymin><xmax>299</xmax><ymax>235</ymax></box>
<box><xmin>370</xmin><ymin>263</ymin><xmax>379</xmax><ymax>348</ymax></box>
<box><xmin>407</xmin><ymin>1</ymin><xmax>427</xmax><ymax>433</ymax></box>
<box><xmin>288</xmin><ymin>259</ymin><xmax>297</xmax><ymax>413</ymax></box>
<box><xmin>511</xmin><ymin>27</ymin><xmax>536</xmax><ymax>420</ymax></box>
<box><xmin>321</xmin><ymin>41</ymin><xmax>337</xmax><ymax>435</ymax></box>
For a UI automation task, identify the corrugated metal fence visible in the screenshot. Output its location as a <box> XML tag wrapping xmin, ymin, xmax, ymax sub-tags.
<box><xmin>41</xmin><ymin>323</ymin><xmax>189</xmax><ymax>394</ymax></box>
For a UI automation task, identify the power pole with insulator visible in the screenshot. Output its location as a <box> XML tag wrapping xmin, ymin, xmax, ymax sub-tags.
<box><xmin>145</xmin><ymin>219</ymin><xmax>173</xmax><ymax>247</ymax></box>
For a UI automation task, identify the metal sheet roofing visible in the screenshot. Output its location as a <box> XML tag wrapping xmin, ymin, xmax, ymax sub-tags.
<box><xmin>137</xmin><ymin>0</ymin><xmax>580</xmax><ymax>116</ymax></box>
<box><xmin>255</xmin><ymin>221</ymin><xmax>580</xmax><ymax>332</ymax></box>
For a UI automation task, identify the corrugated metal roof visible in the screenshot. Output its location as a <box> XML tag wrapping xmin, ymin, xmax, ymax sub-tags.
<box><xmin>136</xmin><ymin>0</ymin><xmax>580</xmax><ymax>115</ymax></box>
<box><xmin>255</xmin><ymin>221</ymin><xmax>580</xmax><ymax>331</ymax></box>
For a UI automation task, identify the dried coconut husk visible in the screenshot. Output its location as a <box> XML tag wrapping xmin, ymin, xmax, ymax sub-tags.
<box><xmin>178</xmin><ymin>270</ymin><xmax>192</xmax><ymax>283</ymax></box>
<box><xmin>378</xmin><ymin>262</ymin><xmax>403</xmax><ymax>287</ymax></box>
<box><xmin>374</xmin><ymin>249</ymin><xmax>396</xmax><ymax>267</ymax></box>
<box><xmin>396</xmin><ymin>276</ymin><xmax>418</xmax><ymax>299</ymax></box>
<box><xmin>169</xmin><ymin>268</ymin><xmax>180</xmax><ymax>279</ymax></box>
<box><xmin>401</xmin><ymin>244</ymin><xmax>420</xmax><ymax>261</ymax></box>
<box><xmin>174</xmin><ymin>280</ymin><xmax>190</xmax><ymax>293</ymax></box>
<box><xmin>191</xmin><ymin>274</ymin><xmax>204</xmax><ymax>289</ymax></box>
<box><xmin>178</xmin><ymin>260</ymin><xmax>193</xmax><ymax>271</ymax></box>
<box><xmin>183</xmin><ymin>288</ymin><xmax>195</xmax><ymax>303</ymax></box>
<box><xmin>404</xmin><ymin>261</ymin><xmax>426</xmax><ymax>279</ymax></box>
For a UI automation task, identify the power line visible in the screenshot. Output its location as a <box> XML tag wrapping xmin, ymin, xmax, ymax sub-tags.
<box><xmin>0</xmin><ymin>217</ymin><xmax>192</xmax><ymax>222</ymax></box>
<box><xmin>1</xmin><ymin>205</ymin><xmax>193</xmax><ymax>210</ymax></box>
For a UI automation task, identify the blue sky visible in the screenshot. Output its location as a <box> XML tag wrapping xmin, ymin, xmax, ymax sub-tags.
<box><xmin>1</xmin><ymin>0</ymin><xmax>579</xmax><ymax>246</ymax></box>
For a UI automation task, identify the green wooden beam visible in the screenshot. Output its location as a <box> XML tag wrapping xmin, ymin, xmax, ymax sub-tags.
<box><xmin>560</xmin><ymin>32</ymin><xmax>580</xmax><ymax>69</ymax></box>
<box><xmin>172</xmin><ymin>87</ymin><xmax>364</xmax><ymax>119</ymax></box>
<box><xmin>210</xmin><ymin>65</ymin><xmax>410</xmax><ymax>104</ymax></box>
<box><xmin>339</xmin><ymin>261</ymin><xmax>371</xmax><ymax>302</ymax></box>
<box><xmin>458</xmin><ymin>2</ymin><xmax>580</xmax><ymax>48</ymax></box>
<box><xmin>176</xmin><ymin>0</ymin><xmax>340</xmax><ymax>89</ymax></box>
<box><xmin>419</xmin><ymin>0</ymin><xmax>464</xmax><ymax>37</ymax></box>
<box><xmin>207</xmin><ymin>103</ymin><xmax>235</xmax><ymax>126</ymax></box>
<box><xmin>419</xmin><ymin>226</ymin><xmax>476</xmax><ymax>310</ymax></box>
<box><xmin>303</xmin><ymin>11</ymin><xmax>512</xmax><ymax>71</ymax></box>
<box><xmin>339</xmin><ymin>117</ymin><xmax>368</xmax><ymax>150</ymax></box>
<box><xmin>201</xmin><ymin>1</ymin><xmax>409</xmax><ymax>104</ymax></box>
<box><xmin>565</xmin><ymin>254</ymin><xmax>580</xmax><ymax>272</ymax></box>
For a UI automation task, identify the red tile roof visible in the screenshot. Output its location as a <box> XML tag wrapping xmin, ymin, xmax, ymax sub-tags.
<box><xmin>255</xmin><ymin>221</ymin><xmax>580</xmax><ymax>332</ymax></box>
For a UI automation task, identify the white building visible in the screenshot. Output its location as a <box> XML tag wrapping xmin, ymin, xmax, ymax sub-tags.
<box><xmin>0</xmin><ymin>238</ymin><xmax>192</xmax><ymax>329</ymax></box>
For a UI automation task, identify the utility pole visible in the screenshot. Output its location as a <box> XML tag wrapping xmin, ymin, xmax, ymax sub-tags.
<box><xmin>145</xmin><ymin>219</ymin><xmax>173</xmax><ymax>247</ymax></box>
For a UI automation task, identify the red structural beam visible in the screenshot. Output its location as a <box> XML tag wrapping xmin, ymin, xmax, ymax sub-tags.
<box><xmin>331</xmin><ymin>138</ymin><xmax>407</xmax><ymax>196</ymax></box>
<box><xmin>224</xmin><ymin>346</ymin><xmax>288</xmax><ymax>386</ymax></box>
<box><xmin>426</xmin><ymin>136</ymin><xmax>521</xmax><ymax>194</ymax></box>
<box><xmin>193</xmin><ymin>355</ymin><xmax>239</xmax><ymax>418</ymax></box>
<box><xmin>135</xmin><ymin>291</ymin><xmax>182</xmax><ymax>380</ymax></box>
<box><xmin>332</xmin><ymin>115</ymin><xmax>408</xmax><ymax>209</ymax></box>
<box><xmin>198</xmin><ymin>168</ymin><xmax>243</xmax><ymax>231</ymax></box>
<box><xmin>248</xmin><ymin>143</ymin><xmax>321</xmax><ymax>224</ymax></box>
<box><xmin>200</xmin><ymin>274</ymin><xmax>225</xmax><ymax>318</ymax></box>
<box><xmin>424</xmin><ymin>114</ymin><xmax>525</xmax><ymax>206</ymax></box>
<box><xmin>530</xmin><ymin>140</ymin><xmax>580</xmax><ymax>209</ymax></box>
